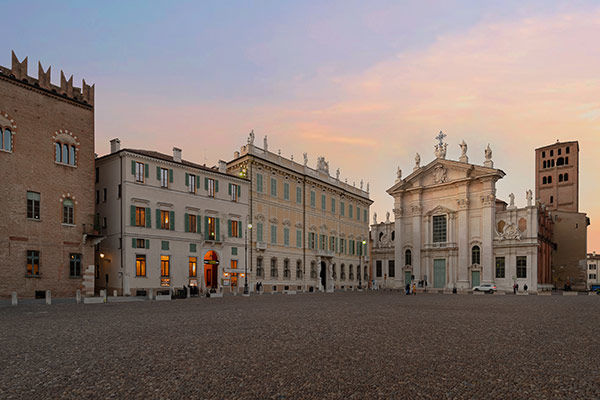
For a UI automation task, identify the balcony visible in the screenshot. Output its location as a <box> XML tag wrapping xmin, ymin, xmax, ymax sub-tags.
<box><xmin>314</xmin><ymin>248</ymin><xmax>335</xmax><ymax>258</ymax></box>
<box><xmin>424</xmin><ymin>242</ymin><xmax>457</xmax><ymax>250</ymax></box>
<box><xmin>256</xmin><ymin>242</ymin><xmax>267</xmax><ymax>251</ymax></box>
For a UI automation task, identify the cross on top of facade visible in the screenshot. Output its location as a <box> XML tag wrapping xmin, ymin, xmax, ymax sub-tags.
<box><xmin>436</xmin><ymin>130</ymin><xmax>447</xmax><ymax>146</ymax></box>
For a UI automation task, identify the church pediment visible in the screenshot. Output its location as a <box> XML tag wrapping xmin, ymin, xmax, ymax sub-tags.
<box><xmin>387</xmin><ymin>158</ymin><xmax>504</xmax><ymax>195</ymax></box>
<box><xmin>425</xmin><ymin>204</ymin><xmax>456</xmax><ymax>216</ymax></box>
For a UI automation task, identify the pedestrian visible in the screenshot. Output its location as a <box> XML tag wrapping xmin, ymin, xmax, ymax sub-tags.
<box><xmin>524</xmin><ymin>284</ymin><xmax>528</xmax><ymax>292</ymax></box>
<box><xmin>412</xmin><ymin>282</ymin><xmax>416</xmax><ymax>295</ymax></box>
<box><xmin>516</xmin><ymin>283</ymin><xmax>519</xmax><ymax>293</ymax></box>
<box><xmin>405</xmin><ymin>283</ymin><xmax>410</xmax><ymax>295</ymax></box>
<box><xmin>513</xmin><ymin>283</ymin><xmax>517</xmax><ymax>294</ymax></box>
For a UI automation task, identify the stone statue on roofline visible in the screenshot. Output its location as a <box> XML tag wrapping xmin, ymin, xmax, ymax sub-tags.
<box><xmin>396</xmin><ymin>167</ymin><xmax>402</xmax><ymax>182</ymax></box>
<box><xmin>526</xmin><ymin>189</ymin><xmax>533</xmax><ymax>207</ymax></box>
<box><xmin>414</xmin><ymin>153</ymin><xmax>421</xmax><ymax>170</ymax></box>
<box><xmin>373</xmin><ymin>213</ymin><xmax>377</xmax><ymax>225</ymax></box>
<box><xmin>303</xmin><ymin>152</ymin><xmax>308</xmax><ymax>166</ymax></box>
<box><xmin>459</xmin><ymin>140</ymin><xmax>468</xmax><ymax>163</ymax></box>
<box><xmin>434</xmin><ymin>131</ymin><xmax>447</xmax><ymax>159</ymax></box>
<box><xmin>336</xmin><ymin>168</ymin><xmax>340</xmax><ymax>180</ymax></box>
<box><xmin>247</xmin><ymin>129</ymin><xmax>255</xmax><ymax>145</ymax></box>
<box><xmin>508</xmin><ymin>193</ymin><xmax>515</xmax><ymax>209</ymax></box>
<box><xmin>263</xmin><ymin>135</ymin><xmax>268</xmax><ymax>151</ymax></box>
<box><xmin>484</xmin><ymin>144</ymin><xmax>494</xmax><ymax>168</ymax></box>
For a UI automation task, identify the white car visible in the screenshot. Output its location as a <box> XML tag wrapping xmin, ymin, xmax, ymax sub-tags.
<box><xmin>473</xmin><ymin>284</ymin><xmax>497</xmax><ymax>293</ymax></box>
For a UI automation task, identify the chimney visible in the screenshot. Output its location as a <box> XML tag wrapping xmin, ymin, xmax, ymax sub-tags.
<box><xmin>173</xmin><ymin>147</ymin><xmax>182</xmax><ymax>163</ymax></box>
<box><xmin>218</xmin><ymin>160</ymin><xmax>226</xmax><ymax>173</ymax></box>
<box><xmin>110</xmin><ymin>138</ymin><xmax>121</xmax><ymax>153</ymax></box>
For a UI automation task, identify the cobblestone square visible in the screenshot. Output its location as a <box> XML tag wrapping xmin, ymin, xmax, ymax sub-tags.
<box><xmin>1</xmin><ymin>292</ymin><xmax>599</xmax><ymax>399</ymax></box>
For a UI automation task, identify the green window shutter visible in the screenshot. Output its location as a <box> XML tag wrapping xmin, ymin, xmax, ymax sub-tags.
<box><xmin>284</xmin><ymin>183</ymin><xmax>289</xmax><ymax>200</ymax></box>
<box><xmin>228</xmin><ymin>220</ymin><xmax>232</xmax><ymax>237</ymax></box>
<box><xmin>310</xmin><ymin>191</ymin><xmax>315</xmax><ymax>207</ymax></box>
<box><xmin>364</xmin><ymin>210</ymin><xmax>367</xmax><ymax>223</ymax></box>
<box><xmin>237</xmin><ymin>185</ymin><xmax>241</xmax><ymax>198</ymax></box>
<box><xmin>190</xmin><ymin>243</ymin><xmax>196</xmax><ymax>253</ymax></box>
<box><xmin>156</xmin><ymin>166</ymin><xmax>161</xmax><ymax>180</ymax></box>
<box><xmin>239</xmin><ymin>223</ymin><xmax>243</xmax><ymax>238</ymax></box>
<box><xmin>144</xmin><ymin>164</ymin><xmax>149</xmax><ymax>178</ymax></box>
<box><xmin>169</xmin><ymin>211</ymin><xmax>175</xmax><ymax>231</ymax></box>
<box><xmin>145</xmin><ymin>239</ymin><xmax>150</xmax><ymax>249</ymax></box>
<box><xmin>169</xmin><ymin>169</ymin><xmax>174</xmax><ymax>183</ymax></box>
<box><xmin>204</xmin><ymin>216</ymin><xmax>209</xmax><ymax>240</ymax></box>
<box><xmin>357</xmin><ymin>207</ymin><xmax>360</xmax><ymax>221</ymax></box>
<box><xmin>197</xmin><ymin>215</ymin><xmax>202</xmax><ymax>234</ymax></box>
<box><xmin>156</xmin><ymin>209</ymin><xmax>161</xmax><ymax>229</ymax></box>
<box><xmin>185</xmin><ymin>173</ymin><xmax>189</xmax><ymax>186</ymax></box>
<box><xmin>162</xmin><ymin>241</ymin><xmax>169</xmax><ymax>251</ymax></box>
<box><xmin>196</xmin><ymin>175</ymin><xmax>200</xmax><ymax>189</ymax></box>
<box><xmin>215</xmin><ymin>218</ymin><xmax>220</xmax><ymax>240</ymax></box>
<box><xmin>131</xmin><ymin>160</ymin><xmax>136</xmax><ymax>175</ymax></box>
<box><xmin>257</xmin><ymin>223</ymin><xmax>263</xmax><ymax>242</ymax></box>
<box><xmin>132</xmin><ymin>238</ymin><xmax>137</xmax><ymax>248</ymax></box>
<box><xmin>296</xmin><ymin>187</ymin><xmax>302</xmax><ymax>204</ymax></box>
<box><xmin>228</xmin><ymin>183</ymin><xmax>232</xmax><ymax>195</ymax></box>
<box><xmin>184</xmin><ymin>213</ymin><xmax>189</xmax><ymax>232</ymax></box>
<box><xmin>130</xmin><ymin>205</ymin><xmax>136</xmax><ymax>226</ymax></box>
<box><xmin>215</xmin><ymin>180</ymin><xmax>219</xmax><ymax>192</ymax></box>
<box><xmin>257</xmin><ymin>174</ymin><xmax>263</xmax><ymax>193</ymax></box>
<box><xmin>321</xmin><ymin>194</ymin><xmax>326</xmax><ymax>210</ymax></box>
<box><xmin>145</xmin><ymin>208</ymin><xmax>151</xmax><ymax>227</ymax></box>
<box><xmin>336</xmin><ymin>237</ymin><xmax>339</xmax><ymax>253</ymax></box>
<box><xmin>204</xmin><ymin>177</ymin><xmax>208</xmax><ymax>190</ymax></box>
<box><xmin>331</xmin><ymin>198</ymin><xmax>335</xmax><ymax>214</ymax></box>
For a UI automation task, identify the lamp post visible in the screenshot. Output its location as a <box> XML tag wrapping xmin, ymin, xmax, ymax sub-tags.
<box><xmin>358</xmin><ymin>240</ymin><xmax>366</xmax><ymax>289</ymax></box>
<box><xmin>243</xmin><ymin>222</ymin><xmax>252</xmax><ymax>296</ymax></box>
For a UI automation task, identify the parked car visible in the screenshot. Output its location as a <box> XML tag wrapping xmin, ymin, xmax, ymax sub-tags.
<box><xmin>473</xmin><ymin>284</ymin><xmax>497</xmax><ymax>293</ymax></box>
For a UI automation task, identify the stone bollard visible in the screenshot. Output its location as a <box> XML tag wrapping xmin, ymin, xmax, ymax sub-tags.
<box><xmin>113</xmin><ymin>290</ymin><xmax>117</xmax><ymax>297</ymax></box>
<box><xmin>76</xmin><ymin>289</ymin><xmax>81</xmax><ymax>304</ymax></box>
<box><xmin>45</xmin><ymin>290</ymin><xmax>51</xmax><ymax>305</ymax></box>
<box><xmin>11</xmin><ymin>292</ymin><xmax>17</xmax><ymax>306</ymax></box>
<box><xmin>148</xmin><ymin>288</ymin><xmax>153</xmax><ymax>300</ymax></box>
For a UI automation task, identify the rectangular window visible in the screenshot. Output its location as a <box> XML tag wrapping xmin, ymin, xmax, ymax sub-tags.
<box><xmin>296</xmin><ymin>230</ymin><xmax>302</xmax><ymax>248</ymax></box>
<box><xmin>136</xmin><ymin>255</ymin><xmax>146</xmax><ymax>277</ymax></box>
<box><xmin>329</xmin><ymin>236</ymin><xmax>335</xmax><ymax>252</ymax></box>
<box><xmin>190</xmin><ymin>243</ymin><xmax>197</xmax><ymax>253</ymax></box>
<box><xmin>103</xmin><ymin>188</ymin><xmax>107</xmax><ymax>202</ymax></box>
<box><xmin>309</xmin><ymin>232</ymin><xmax>315</xmax><ymax>249</ymax></box>
<box><xmin>160</xmin><ymin>210</ymin><xmax>170</xmax><ymax>230</ymax></box>
<box><xmin>271</xmin><ymin>225</ymin><xmax>277</xmax><ymax>244</ymax></box>
<box><xmin>283</xmin><ymin>228</ymin><xmax>290</xmax><ymax>246</ymax></box>
<box><xmin>350</xmin><ymin>240</ymin><xmax>355</xmax><ymax>255</ymax></box>
<box><xmin>135</xmin><ymin>162</ymin><xmax>145</xmax><ymax>183</ymax></box>
<box><xmin>231</xmin><ymin>220</ymin><xmax>239</xmax><ymax>237</ymax></box>
<box><xmin>69</xmin><ymin>253</ymin><xmax>82</xmax><ymax>277</ymax></box>
<box><xmin>63</xmin><ymin>200</ymin><xmax>74</xmax><ymax>224</ymax></box>
<box><xmin>135</xmin><ymin>238</ymin><xmax>146</xmax><ymax>248</ymax></box>
<box><xmin>495</xmin><ymin>257</ymin><xmax>505</xmax><ymax>278</ymax></box>
<box><xmin>590</xmin><ymin>273</ymin><xmax>597</xmax><ymax>280</ymax></box>
<box><xmin>207</xmin><ymin>178</ymin><xmax>215</xmax><ymax>197</ymax></box>
<box><xmin>388</xmin><ymin>260</ymin><xmax>395</xmax><ymax>278</ymax></box>
<box><xmin>229</xmin><ymin>183</ymin><xmax>239</xmax><ymax>202</ymax></box>
<box><xmin>284</xmin><ymin>182</ymin><xmax>290</xmax><ymax>200</ymax></box>
<box><xmin>340</xmin><ymin>201</ymin><xmax>345</xmax><ymax>216</ymax></box>
<box><xmin>357</xmin><ymin>206</ymin><xmax>360</xmax><ymax>221</ymax></box>
<box><xmin>257</xmin><ymin>173</ymin><xmax>264</xmax><ymax>193</ymax></box>
<box><xmin>207</xmin><ymin>217</ymin><xmax>217</xmax><ymax>240</ymax></box>
<box><xmin>319</xmin><ymin>234</ymin><xmax>326</xmax><ymax>250</ymax></box>
<box><xmin>161</xmin><ymin>240</ymin><xmax>169</xmax><ymax>250</ymax></box>
<box><xmin>118</xmin><ymin>184</ymin><xmax>122</xmax><ymax>199</ymax></box>
<box><xmin>331</xmin><ymin>198</ymin><xmax>336</xmax><ymax>214</ymax></box>
<box><xmin>340</xmin><ymin>239</ymin><xmax>345</xmax><ymax>254</ymax></box>
<box><xmin>189</xmin><ymin>257</ymin><xmax>197</xmax><ymax>277</ymax></box>
<box><xmin>188</xmin><ymin>214</ymin><xmax>197</xmax><ymax>233</ymax></box>
<box><xmin>271</xmin><ymin>177</ymin><xmax>277</xmax><ymax>197</ymax></box>
<box><xmin>516</xmin><ymin>256</ymin><xmax>527</xmax><ymax>278</ymax></box>
<box><xmin>349</xmin><ymin>205</ymin><xmax>353</xmax><ymax>219</ymax></box>
<box><xmin>376</xmin><ymin>260</ymin><xmax>382</xmax><ymax>277</ymax></box>
<box><xmin>188</xmin><ymin>174</ymin><xmax>196</xmax><ymax>194</ymax></box>
<box><xmin>296</xmin><ymin>186</ymin><xmax>302</xmax><ymax>204</ymax></box>
<box><xmin>160</xmin><ymin>168</ymin><xmax>169</xmax><ymax>188</ymax></box>
<box><xmin>231</xmin><ymin>260</ymin><xmax>238</xmax><ymax>269</ymax></box>
<box><xmin>231</xmin><ymin>247</ymin><xmax>238</xmax><ymax>255</ymax></box>
<box><xmin>95</xmin><ymin>167</ymin><xmax>99</xmax><ymax>183</ymax></box>
<box><xmin>432</xmin><ymin>215</ymin><xmax>447</xmax><ymax>243</ymax></box>
<box><xmin>321</xmin><ymin>194</ymin><xmax>326</xmax><ymax>210</ymax></box>
<box><xmin>26</xmin><ymin>250</ymin><xmax>40</xmax><ymax>276</ymax></box>
<box><xmin>310</xmin><ymin>191</ymin><xmax>316</xmax><ymax>208</ymax></box>
<box><xmin>135</xmin><ymin>207</ymin><xmax>146</xmax><ymax>227</ymax></box>
<box><xmin>27</xmin><ymin>191</ymin><xmax>40</xmax><ymax>220</ymax></box>
<box><xmin>160</xmin><ymin>255</ymin><xmax>170</xmax><ymax>277</ymax></box>
<box><xmin>256</xmin><ymin>222</ymin><xmax>263</xmax><ymax>242</ymax></box>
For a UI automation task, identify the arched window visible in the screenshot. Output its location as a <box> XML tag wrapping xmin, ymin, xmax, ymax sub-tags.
<box><xmin>340</xmin><ymin>263</ymin><xmax>346</xmax><ymax>280</ymax></box>
<box><xmin>364</xmin><ymin>269</ymin><xmax>368</xmax><ymax>282</ymax></box>
<box><xmin>543</xmin><ymin>160</ymin><xmax>546</xmax><ymax>168</ymax></box>
<box><xmin>349</xmin><ymin>264</ymin><xmax>354</xmax><ymax>280</ymax></box>
<box><xmin>1</xmin><ymin>128</ymin><xmax>12</xmax><ymax>151</ymax></box>
<box><xmin>270</xmin><ymin>258</ymin><xmax>278</xmax><ymax>277</ymax></box>
<box><xmin>63</xmin><ymin>199</ymin><xmax>74</xmax><ymax>224</ymax></box>
<box><xmin>391</xmin><ymin>231</ymin><xmax>395</xmax><ymax>241</ymax></box>
<box><xmin>543</xmin><ymin>176</ymin><xmax>547</xmax><ymax>184</ymax></box>
<box><xmin>556</xmin><ymin>157</ymin><xmax>564</xmax><ymax>166</ymax></box>
<box><xmin>471</xmin><ymin>245</ymin><xmax>480</xmax><ymax>265</ymax></box>
<box><xmin>565</xmin><ymin>157</ymin><xmax>568</xmax><ymax>165</ymax></box>
<box><xmin>551</xmin><ymin>160</ymin><xmax>555</xmax><ymax>167</ymax></box>
<box><xmin>296</xmin><ymin>260</ymin><xmax>302</xmax><ymax>279</ymax></box>
<box><xmin>378</xmin><ymin>232</ymin><xmax>384</xmax><ymax>242</ymax></box>
<box><xmin>550</xmin><ymin>196</ymin><xmax>554</xmax><ymax>203</ymax></box>
<box><xmin>564</xmin><ymin>173</ymin><xmax>568</xmax><ymax>181</ymax></box>
<box><xmin>55</xmin><ymin>136</ymin><xmax>77</xmax><ymax>166</ymax></box>
<box><xmin>548</xmin><ymin>176</ymin><xmax>552</xmax><ymax>184</ymax></box>
<box><xmin>559</xmin><ymin>174</ymin><xmax>563</xmax><ymax>182</ymax></box>
<box><xmin>283</xmin><ymin>259</ymin><xmax>290</xmax><ymax>278</ymax></box>
<box><xmin>405</xmin><ymin>249</ymin><xmax>412</xmax><ymax>266</ymax></box>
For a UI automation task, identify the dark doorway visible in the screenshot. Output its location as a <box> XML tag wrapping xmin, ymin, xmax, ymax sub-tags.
<box><xmin>320</xmin><ymin>261</ymin><xmax>327</xmax><ymax>289</ymax></box>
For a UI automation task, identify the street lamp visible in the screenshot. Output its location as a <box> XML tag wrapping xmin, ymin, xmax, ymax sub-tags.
<box><xmin>243</xmin><ymin>222</ymin><xmax>252</xmax><ymax>296</ymax></box>
<box><xmin>359</xmin><ymin>239</ymin><xmax>366</xmax><ymax>289</ymax></box>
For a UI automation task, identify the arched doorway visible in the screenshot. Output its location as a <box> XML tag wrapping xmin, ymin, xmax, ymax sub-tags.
<box><xmin>320</xmin><ymin>261</ymin><xmax>327</xmax><ymax>290</ymax></box>
<box><xmin>204</xmin><ymin>251</ymin><xmax>219</xmax><ymax>289</ymax></box>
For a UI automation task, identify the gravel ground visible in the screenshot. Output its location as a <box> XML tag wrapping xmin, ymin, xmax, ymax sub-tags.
<box><xmin>1</xmin><ymin>292</ymin><xmax>599</xmax><ymax>399</ymax></box>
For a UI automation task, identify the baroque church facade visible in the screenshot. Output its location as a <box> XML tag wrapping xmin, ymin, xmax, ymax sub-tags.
<box><xmin>384</xmin><ymin>134</ymin><xmax>548</xmax><ymax>292</ymax></box>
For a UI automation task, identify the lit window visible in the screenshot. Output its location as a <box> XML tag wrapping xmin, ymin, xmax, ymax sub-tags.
<box><xmin>63</xmin><ymin>199</ymin><xmax>74</xmax><ymax>224</ymax></box>
<box><xmin>188</xmin><ymin>214</ymin><xmax>197</xmax><ymax>233</ymax></box>
<box><xmin>26</xmin><ymin>250</ymin><xmax>40</xmax><ymax>276</ymax></box>
<box><xmin>207</xmin><ymin>217</ymin><xmax>217</xmax><ymax>240</ymax></box>
<box><xmin>69</xmin><ymin>253</ymin><xmax>81</xmax><ymax>277</ymax></box>
<box><xmin>160</xmin><ymin>210</ymin><xmax>170</xmax><ymax>230</ymax></box>
<box><xmin>27</xmin><ymin>192</ymin><xmax>40</xmax><ymax>220</ymax></box>
<box><xmin>231</xmin><ymin>259</ymin><xmax>238</xmax><ymax>269</ymax></box>
<box><xmin>135</xmin><ymin>207</ymin><xmax>146</xmax><ymax>227</ymax></box>
<box><xmin>432</xmin><ymin>215</ymin><xmax>447</xmax><ymax>243</ymax></box>
<box><xmin>189</xmin><ymin>257</ymin><xmax>197</xmax><ymax>277</ymax></box>
<box><xmin>136</xmin><ymin>255</ymin><xmax>146</xmax><ymax>276</ymax></box>
<box><xmin>231</xmin><ymin>220</ymin><xmax>239</xmax><ymax>237</ymax></box>
<box><xmin>160</xmin><ymin>255</ymin><xmax>170</xmax><ymax>277</ymax></box>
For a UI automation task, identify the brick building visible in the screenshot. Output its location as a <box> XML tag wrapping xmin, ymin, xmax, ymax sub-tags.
<box><xmin>535</xmin><ymin>140</ymin><xmax>589</xmax><ymax>290</ymax></box>
<box><xmin>0</xmin><ymin>52</ymin><xmax>96</xmax><ymax>298</ymax></box>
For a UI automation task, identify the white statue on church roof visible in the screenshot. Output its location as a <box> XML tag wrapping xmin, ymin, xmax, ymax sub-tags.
<box><xmin>526</xmin><ymin>189</ymin><xmax>533</xmax><ymax>207</ymax></box>
<box><xmin>396</xmin><ymin>167</ymin><xmax>402</xmax><ymax>182</ymax></box>
<box><xmin>303</xmin><ymin>152</ymin><xmax>308</xmax><ymax>166</ymax></box>
<box><xmin>459</xmin><ymin>140</ymin><xmax>468</xmax><ymax>163</ymax></box>
<box><xmin>373</xmin><ymin>212</ymin><xmax>377</xmax><ymax>224</ymax></box>
<box><xmin>434</xmin><ymin>131</ymin><xmax>448</xmax><ymax>159</ymax></box>
<box><xmin>484</xmin><ymin>143</ymin><xmax>494</xmax><ymax>168</ymax></box>
<box><xmin>336</xmin><ymin>168</ymin><xmax>340</xmax><ymax>180</ymax></box>
<box><xmin>263</xmin><ymin>135</ymin><xmax>268</xmax><ymax>151</ymax></box>
<box><xmin>414</xmin><ymin>153</ymin><xmax>421</xmax><ymax>170</ymax></box>
<box><xmin>248</xmin><ymin>129</ymin><xmax>255</xmax><ymax>144</ymax></box>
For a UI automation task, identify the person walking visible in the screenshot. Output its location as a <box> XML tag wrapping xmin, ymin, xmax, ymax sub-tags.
<box><xmin>513</xmin><ymin>283</ymin><xmax>517</xmax><ymax>294</ymax></box>
<box><xmin>412</xmin><ymin>282</ymin><xmax>416</xmax><ymax>295</ymax></box>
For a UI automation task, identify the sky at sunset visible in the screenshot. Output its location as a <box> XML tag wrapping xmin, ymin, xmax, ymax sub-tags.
<box><xmin>3</xmin><ymin>0</ymin><xmax>599</xmax><ymax>250</ymax></box>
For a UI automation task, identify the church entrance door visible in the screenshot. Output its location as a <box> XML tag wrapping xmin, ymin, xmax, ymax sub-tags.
<box><xmin>433</xmin><ymin>259</ymin><xmax>446</xmax><ymax>288</ymax></box>
<box><xmin>471</xmin><ymin>270</ymin><xmax>480</xmax><ymax>288</ymax></box>
<box><xmin>404</xmin><ymin>271</ymin><xmax>412</xmax><ymax>285</ymax></box>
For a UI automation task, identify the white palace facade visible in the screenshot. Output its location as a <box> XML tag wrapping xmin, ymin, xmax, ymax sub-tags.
<box><xmin>384</xmin><ymin>135</ymin><xmax>544</xmax><ymax>292</ymax></box>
